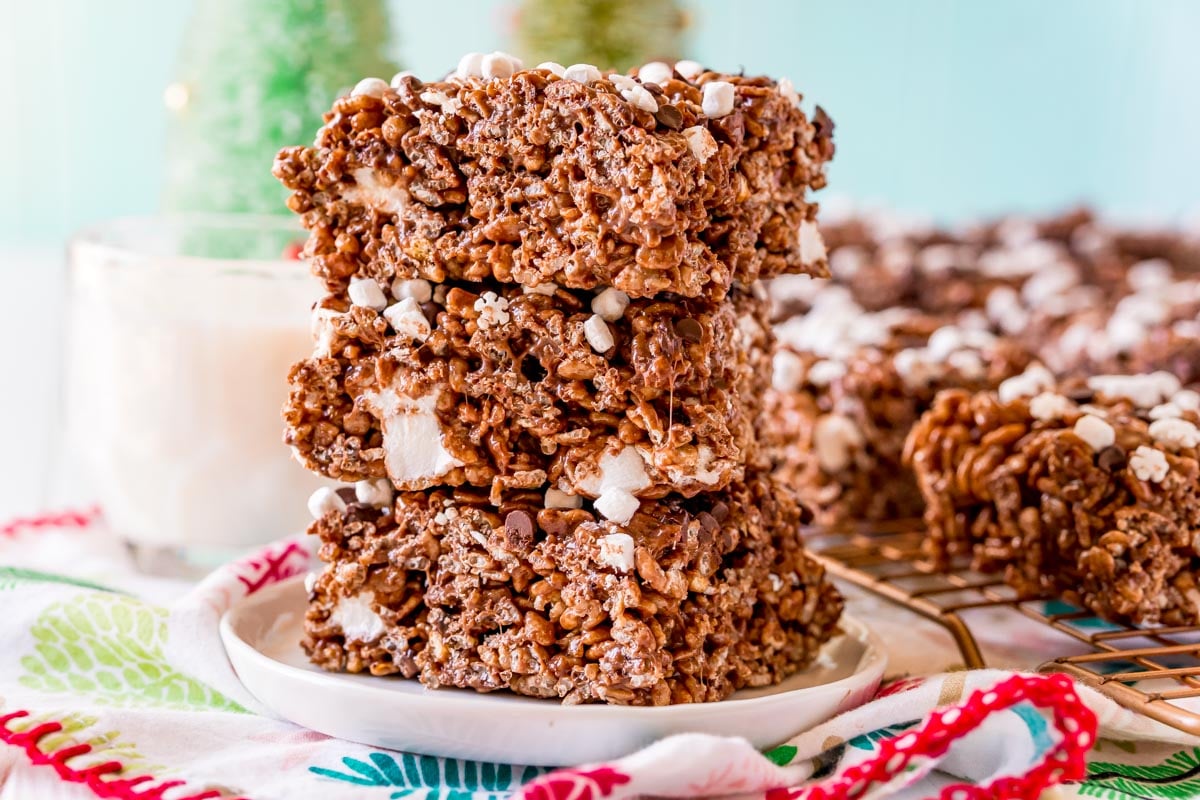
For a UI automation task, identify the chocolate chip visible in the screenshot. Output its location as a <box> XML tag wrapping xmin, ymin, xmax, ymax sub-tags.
<box><xmin>336</xmin><ymin>487</ymin><xmax>358</xmax><ymax>504</ymax></box>
<box><xmin>674</xmin><ymin>317</ymin><xmax>704</xmax><ymax>343</ymax></box>
<box><xmin>504</xmin><ymin>509</ymin><xmax>535</xmax><ymax>552</ymax></box>
<box><xmin>1064</xmin><ymin>384</ymin><xmax>1095</xmax><ymax>403</ymax></box>
<box><xmin>698</xmin><ymin>511</ymin><xmax>718</xmax><ymax>537</ymax></box>
<box><xmin>654</xmin><ymin>103</ymin><xmax>683</xmax><ymax>129</ymax></box>
<box><xmin>642</xmin><ymin>82</ymin><xmax>665</xmax><ymax>96</ymax></box>
<box><xmin>1097</xmin><ymin>445</ymin><xmax>1127</xmax><ymax>472</ymax></box>
<box><xmin>711</xmin><ymin>501</ymin><xmax>730</xmax><ymax>522</ymax></box>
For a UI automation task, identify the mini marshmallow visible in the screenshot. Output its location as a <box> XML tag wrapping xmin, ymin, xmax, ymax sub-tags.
<box><xmin>1073</xmin><ymin>414</ymin><xmax>1115</xmax><ymax>451</ymax></box>
<box><xmin>1150</xmin><ymin>403</ymin><xmax>1184</xmax><ymax>420</ymax></box>
<box><xmin>1130</xmin><ymin>445</ymin><xmax>1169</xmax><ymax>482</ymax></box>
<box><xmin>389</xmin><ymin>71</ymin><xmax>415</xmax><ymax>88</ymax></box>
<box><xmin>355</xmin><ymin>478</ymin><xmax>394</xmax><ymax>507</ymax></box>
<box><xmin>545</xmin><ymin>488</ymin><xmax>583</xmax><ymax>509</ymax></box>
<box><xmin>348</xmin><ymin>277</ymin><xmax>388</xmax><ymax>311</ymax></box>
<box><xmin>1149</xmin><ymin>417</ymin><xmax>1200</xmax><ymax>449</ymax></box>
<box><xmin>608</xmin><ymin>73</ymin><xmax>637</xmax><ymax>90</ymax></box>
<box><xmin>481</xmin><ymin>51</ymin><xmax>520</xmax><ymax>80</ymax></box>
<box><xmin>638</xmin><ymin>61</ymin><xmax>674</xmax><ymax>85</ymax></box>
<box><xmin>419</xmin><ymin>90</ymin><xmax>462</xmax><ymax>114</ymax></box>
<box><xmin>584</xmin><ymin>314</ymin><xmax>615</xmax><ymax>352</ymax></box>
<box><xmin>771</xmin><ymin>349</ymin><xmax>805</xmax><ymax>392</ymax></box>
<box><xmin>351</xmin><ymin>77</ymin><xmax>389</xmax><ymax>98</ymax></box>
<box><xmin>813</xmin><ymin>414</ymin><xmax>863</xmax><ymax>473</ymax></box>
<box><xmin>564</xmin><ymin>63</ymin><xmax>602</xmax><ymax>84</ymax></box>
<box><xmin>1173</xmin><ymin>390</ymin><xmax>1200</xmax><ymax>411</ymax></box>
<box><xmin>683</xmin><ymin>126</ymin><xmax>717</xmax><ymax>164</ymax></box>
<box><xmin>946</xmin><ymin>349</ymin><xmax>986</xmax><ymax>381</ymax></box>
<box><xmin>596</xmin><ymin>531</ymin><xmax>636</xmax><ymax>570</ymax></box>
<box><xmin>307</xmin><ymin>487</ymin><xmax>346</xmax><ymax>519</ymax></box>
<box><xmin>620</xmin><ymin>84</ymin><xmax>658</xmax><ymax>113</ymax></box>
<box><xmin>383</xmin><ymin>298</ymin><xmax>432</xmax><ymax>342</ymax></box>
<box><xmin>798</xmin><ymin>220</ymin><xmax>827</xmax><ymax>266</ymax></box>
<box><xmin>392</xmin><ymin>277</ymin><xmax>433</xmax><ymax>303</ymax></box>
<box><xmin>777</xmin><ymin>77</ymin><xmax>801</xmax><ymax>107</ymax></box>
<box><xmin>1088</xmin><ymin>373</ymin><xmax>1177</xmax><ymax>409</ymax></box>
<box><xmin>523</xmin><ymin>282</ymin><xmax>559</xmax><ymax>296</ymax></box>
<box><xmin>701</xmin><ymin>81</ymin><xmax>736</xmax><ymax>118</ymax></box>
<box><xmin>807</xmin><ymin>359</ymin><xmax>847</xmax><ymax>387</ymax></box>
<box><xmin>1029</xmin><ymin>392</ymin><xmax>1075</xmax><ymax>422</ymax></box>
<box><xmin>674</xmin><ymin>60</ymin><xmax>704</xmax><ymax>80</ymax></box>
<box><xmin>998</xmin><ymin>364</ymin><xmax>1055</xmax><ymax>403</ymax></box>
<box><xmin>591</xmin><ymin>287</ymin><xmax>630</xmax><ymax>321</ymax></box>
<box><xmin>536</xmin><ymin>61</ymin><xmax>566</xmax><ymax>77</ymax></box>
<box><xmin>595</xmin><ymin>490</ymin><xmax>640</xmax><ymax>526</ymax></box>
<box><xmin>1128</xmin><ymin>258</ymin><xmax>1173</xmax><ymax>292</ymax></box>
<box><xmin>455</xmin><ymin>52</ymin><xmax>484</xmax><ymax>79</ymax></box>
<box><xmin>473</xmin><ymin>292</ymin><xmax>511</xmax><ymax>329</ymax></box>
<box><xmin>304</xmin><ymin>572</ymin><xmax>318</xmax><ymax>594</ymax></box>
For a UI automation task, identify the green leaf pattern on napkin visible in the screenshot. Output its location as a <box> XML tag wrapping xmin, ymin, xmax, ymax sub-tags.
<box><xmin>310</xmin><ymin>751</ymin><xmax>550</xmax><ymax>799</ymax></box>
<box><xmin>18</xmin><ymin>593</ymin><xmax>244</xmax><ymax>713</ymax></box>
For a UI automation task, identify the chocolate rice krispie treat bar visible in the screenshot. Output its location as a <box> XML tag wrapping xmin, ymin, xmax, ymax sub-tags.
<box><xmin>303</xmin><ymin>473</ymin><xmax>843</xmax><ymax>705</ymax></box>
<box><xmin>274</xmin><ymin>54</ymin><xmax>834</xmax><ymax>302</ymax></box>
<box><xmin>763</xmin><ymin>285</ymin><xmax>1034</xmax><ymax>525</ymax></box>
<box><xmin>285</xmin><ymin>279</ymin><xmax>772</xmax><ymax>517</ymax></box>
<box><xmin>906</xmin><ymin>368</ymin><xmax>1200</xmax><ymax>626</ymax></box>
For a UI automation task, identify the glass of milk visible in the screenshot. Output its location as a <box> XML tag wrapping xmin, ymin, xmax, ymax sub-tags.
<box><xmin>62</xmin><ymin>215</ymin><xmax>325</xmax><ymax>574</ymax></box>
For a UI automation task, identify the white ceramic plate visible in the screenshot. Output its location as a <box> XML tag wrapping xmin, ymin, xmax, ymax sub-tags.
<box><xmin>221</xmin><ymin>576</ymin><xmax>886</xmax><ymax>765</ymax></box>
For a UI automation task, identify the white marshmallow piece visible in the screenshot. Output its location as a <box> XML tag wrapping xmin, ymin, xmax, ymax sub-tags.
<box><xmin>473</xmin><ymin>292</ymin><xmax>511</xmax><ymax>330</ymax></box>
<box><xmin>351</xmin><ymin>77</ymin><xmax>389</xmax><ymax>98</ymax></box>
<box><xmin>348</xmin><ymin>277</ymin><xmax>388</xmax><ymax>311</ymax></box>
<box><xmin>1150</xmin><ymin>403</ymin><xmax>1183</xmax><ymax>420</ymax></box>
<box><xmin>638</xmin><ymin>61</ymin><xmax>674</xmax><ymax>85</ymax></box>
<box><xmin>355</xmin><ymin>478</ymin><xmax>394</xmax><ymax>507</ymax></box>
<box><xmin>674</xmin><ymin>60</ymin><xmax>704</xmax><ymax>81</ymax></box>
<box><xmin>584</xmin><ymin>314</ymin><xmax>615</xmax><ymax>353</ymax></box>
<box><xmin>383</xmin><ymin>298</ymin><xmax>432</xmax><ymax>343</ymax></box>
<box><xmin>798</xmin><ymin>220</ymin><xmax>827</xmax><ymax>266</ymax></box>
<box><xmin>1073</xmin><ymin>415</ymin><xmax>1115</xmax><ymax>451</ymax></box>
<box><xmin>813</xmin><ymin>414</ymin><xmax>863</xmax><ymax>472</ymax></box>
<box><xmin>390</xmin><ymin>71</ymin><xmax>415</xmax><ymax>88</ymax></box>
<box><xmin>455</xmin><ymin>52</ymin><xmax>484</xmax><ymax>80</ymax></box>
<box><xmin>771</xmin><ymin>350</ymin><xmax>805</xmax><ymax>392</ymax></box>
<box><xmin>777</xmin><ymin>76</ymin><xmax>801</xmax><ymax>107</ymax></box>
<box><xmin>998</xmin><ymin>364</ymin><xmax>1055</xmax><ymax>404</ymax></box>
<box><xmin>620</xmin><ymin>84</ymin><xmax>658</xmax><ymax>113</ymax></box>
<box><xmin>591</xmin><ymin>288</ymin><xmax>630</xmax><ymax>322</ymax></box>
<box><xmin>701</xmin><ymin>81</ymin><xmax>736</xmax><ymax>118</ymax></box>
<box><xmin>1173</xmin><ymin>390</ymin><xmax>1200</xmax><ymax>411</ymax></box>
<box><xmin>392</xmin><ymin>277</ymin><xmax>433</xmax><ymax>303</ymax></box>
<box><xmin>536</xmin><ymin>61</ymin><xmax>566</xmax><ymax>77</ymax></box>
<box><xmin>564</xmin><ymin>63</ymin><xmax>602</xmax><ymax>84</ymax></box>
<box><xmin>1029</xmin><ymin>392</ymin><xmax>1075</xmax><ymax>422</ymax></box>
<box><xmin>1130</xmin><ymin>445</ymin><xmax>1169</xmax><ymax>483</ymax></box>
<box><xmin>1149</xmin><ymin>417</ymin><xmax>1200</xmax><ymax>450</ymax></box>
<box><xmin>596</xmin><ymin>532</ymin><xmax>636</xmax><ymax>571</ymax></box>
<box><xmin>545</xmin><ymin>488</ymin><xmax>583</xmax><ymax>509</ymax></box>
<box><xmin>683</xmin><ymin>126</ymin><xmax>717</xmax><ymax>165</ymax></box>
<box><xmin>481</xmin><ymin>51</ymin><xmax>519</xmax><ymax>80</ymax></box>
<box><xmin>307</xmin><ymin>487</ymin><xmax>346</xmax><ymax>519</ymax></box>
<box><xmin>595</xmin><ymin>491</ymin><xmax>640</xmax><ymax>526</ymax></box>
<box><xmin>807</xmin><ymin>359</ymin><xmax>847</xmax><ymax>387</ymax></box>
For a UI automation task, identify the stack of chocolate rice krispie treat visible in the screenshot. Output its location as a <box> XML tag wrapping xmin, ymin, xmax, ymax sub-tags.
<box><xmin>274</xmin><ymin>53</ymin><xmax>843</xmax><ymax>704</ymax></box>
<box><xmin>764</xmin><ymin>208</ymin><xmax>1200</xmax><ymax>528</ymax></box>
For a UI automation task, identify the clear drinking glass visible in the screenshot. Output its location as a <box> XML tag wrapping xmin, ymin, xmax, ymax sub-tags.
<box><xmin>61</xmin><ymin>215</ymin><xmax>325</xmax><ymax>574</ymax></box>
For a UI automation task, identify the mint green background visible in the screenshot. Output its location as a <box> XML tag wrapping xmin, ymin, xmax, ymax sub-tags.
<box><xmin>1</xmin><ymin>0</ymin><xmax>1198</xmax><ymax>246</ymax></box>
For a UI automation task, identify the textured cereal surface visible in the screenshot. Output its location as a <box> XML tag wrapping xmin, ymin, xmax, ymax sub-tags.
<box><xmin>906</xmin><ymin>383</ymin><xmax>1200</xmax><ymax>626</ymax></box>
<box><xmin>304</xmin><ymin>474</ymin><xmax>843</xmax><ymax>705</ymax></box>
<box><xmin>285</xmin><ymin>282</ymin><xmax>772</xmax><ymax>500</ymax></box>
<box><xmin>275</xmin><ymin>66</ymin><xmax>833</xmax><ymax>301</ymax></box>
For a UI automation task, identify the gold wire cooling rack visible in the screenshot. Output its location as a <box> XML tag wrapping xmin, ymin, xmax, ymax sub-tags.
<box><xmin>804</xmin><ymin>520</ymin><xmax>1200</xmax><ymax>736</ymax></box>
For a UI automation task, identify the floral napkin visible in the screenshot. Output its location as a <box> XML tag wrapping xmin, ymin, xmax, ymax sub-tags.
<box><xmin>0</xmin><ymin>509</ymin><xmax>1197</xmax><ymax>800</ymax></box>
